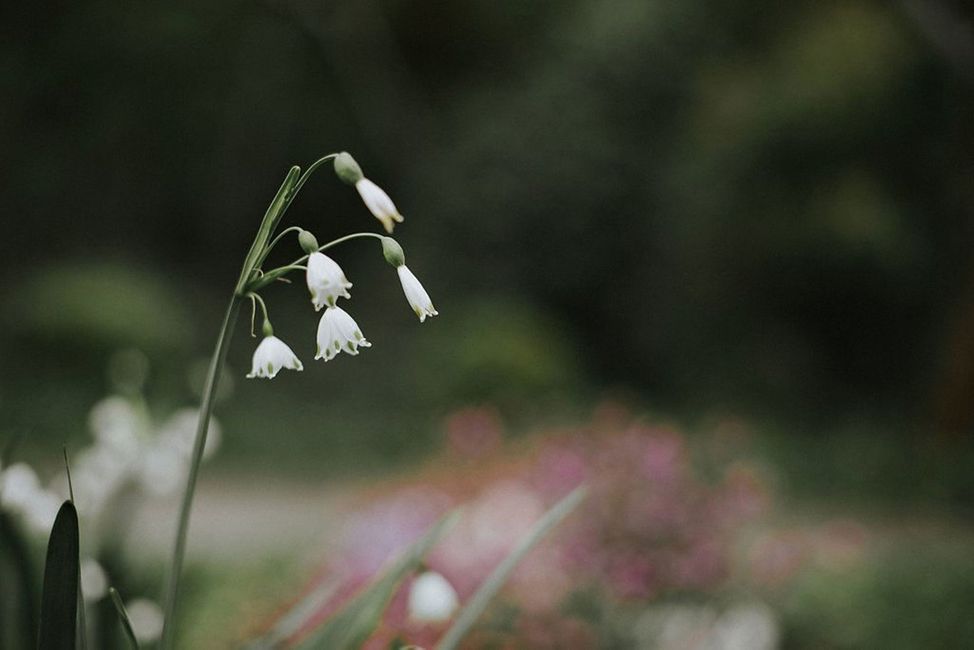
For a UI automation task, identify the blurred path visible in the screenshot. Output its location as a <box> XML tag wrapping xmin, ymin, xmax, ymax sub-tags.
<box><xmin>127</xmin><ymin>477</ymin><xmax>348</xmax><ymax>563</ymax></box>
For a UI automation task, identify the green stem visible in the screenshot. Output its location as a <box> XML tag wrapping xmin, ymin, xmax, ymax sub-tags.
<box><xmin>159</xmin><ymin>295</ymin><xmax>242</xmax><ymax>650</ymax></box>
<box><xmin>255</xmin><ymin>226</ymin><xmax>304</xmax><ymax>266</ymax></box>
<box><xmin>295</xmin><ymin>232</ymin><xmax>386</xmax><ymax>267</ymax></box>
<box><xmin>244</xmin><ymin>233</ymin><xmax>383</xmax><ymax>293</ymax></box>
<box><xmin>288</xmin><ymin>154</ymin><xmax>340</xmax><ymax>200</ymax></box>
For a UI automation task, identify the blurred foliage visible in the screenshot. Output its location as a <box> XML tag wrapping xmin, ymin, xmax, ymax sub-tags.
<box><xmin>781</xmin><ymin>540</ymin><xmax>974</xmax><ymax>649</ymax></box>
<box><xmin>3</xmin><ymin>0</ymin><xmax>973</xmax><ymax>439</ymax></box>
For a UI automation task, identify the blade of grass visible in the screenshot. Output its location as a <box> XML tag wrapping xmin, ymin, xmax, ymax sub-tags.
<box><xmin>108</xmin><ymin>588</ymin><xmax>140</xmax><ymax>650</ymax></box>
<box><xmin>62</xmin><ymin>449</ymin><xmax>86</xmax><ymax>650</ymax></box>
<box><xmin>37</xmin><ymin>500</ymin><xmax>80</xmax><ymax>650</ymax></box>
<box><xmin>435</xmin><ymin>486</ymin><xmax>588</xmax><ymax>650</ymax></box>
<box><xmin>292</xmin><ymin>510</ymin><xmax>461</xmax><ymax>650</ymax></box>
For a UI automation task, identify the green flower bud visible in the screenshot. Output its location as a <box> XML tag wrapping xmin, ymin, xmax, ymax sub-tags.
<box><xmin>298</xmin><ymin>229</ymin><xmax>319</xmax><ymax>254</ymax></box>
<box><xmin>334</xmin><ymin>152</ymin><xmax>364</xmax><ymax>185</ymax></box>
<box><xmin>381</xmin><ymin>236</ymin><xmax>405</xmax><ymax>267</ymax></box>
<box><xmin>262</xmin><ymin>319</ymin><xmax>274</xmax><ymax>337</ymax></box>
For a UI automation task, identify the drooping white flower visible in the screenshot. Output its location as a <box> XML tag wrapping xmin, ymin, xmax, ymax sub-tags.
<box><xmin>315</xmin><ymin>306</ymin><xmax>372</xmax><ymax>361</ymax></box>
<box><xmin>306</xmin><ymin>252</ymin><xmax>352</xmax><ymax>311</ymax></box>
<box><xmin>397</xmin><ymin>266</ymin><xmax>438</xmax><ymax>322</ymax></box>
<box><xmin>247</xmin><ymin>335</ymin><xmax>303</xmax><ymax>379</ymax></box>
<box><xmin>81</xmin><ymin>558</ymin><xmax>109</xmax><ymax>602</ymax></box>
<box><xmin>355</xmin><ymin>178</ymin><xmax>404</xmax><ymax>233</ymax></box>
<box><xmin>408</xmin><ymin>571</ymin><xmax>459</xmax><ymax>623</ymax></box>
<box><xmin>125</xmin><ymin>599</ymin><xmax>164</xmax><ymax>644</ymax></box>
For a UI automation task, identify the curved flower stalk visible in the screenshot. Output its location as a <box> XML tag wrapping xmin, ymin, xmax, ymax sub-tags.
<box><xmin>159</xmin><ymin>151</ymin><xmax>439</xmax><ymax>649</ymax></box>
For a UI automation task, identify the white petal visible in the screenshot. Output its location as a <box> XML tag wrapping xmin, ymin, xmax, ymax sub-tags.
<box><xmin>306</xmin><ymin>252</ymin><xmax>352</xmax><ymax>310</ymax></box>
<box><xmin>247</xmin><ymin>335</ymin><xmax>303</xmax><ymax>379</ymax></box>
<box><xmin>355</xmin><ymin>178</ymin><xmax>404</xmax><ymax>233</ymax></box>
<box><xmin>397</xmin><ymin>266</ymin><xmax>438</xmax><ymax>322</ymax></box>
<box><xmin>408</xmin><ymin>571</ymin><xmax>459</xmax><ymax>622</ymax></box>
<box><xmin>315</xmin><ymin>307</ymin><xmax>371</xmax><ymax>361</ymax></box>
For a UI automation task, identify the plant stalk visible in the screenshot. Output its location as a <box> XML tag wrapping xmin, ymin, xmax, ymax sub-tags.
<box><xmin>159</xmin><ymin>295</ymin><xmax>242</xmax><ymax>649</ymax></box>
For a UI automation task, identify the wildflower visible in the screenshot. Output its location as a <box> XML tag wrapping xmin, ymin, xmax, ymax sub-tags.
<box><xmin>408</xmin><ymin>571</ymin><xmax>459</xmax><ymax>623</ymax></box>
<box><xmin>356</xmin><ymin>179</ymin><xmax>404</xmax><ymax>233</ymax></box>
<box><xmin>315</xmin><ymin>306</ymin><xmax>371</xmax><ymax>361</ymax></box>
<box><xmin>306</xmin><ymin>252</ymin><xmax>353</xmax><ymax>310</ymax></box>
<box><xmin>247</xmin><ymin>335</ymin><xmax>303</xmax><ymax>379</ymax></box>
<box><xmin>126</xmin><ymin>599</ymin><xmax>164</xmax><ymax>644</ymax></box>
<box><xmin>334</xmin><ymin>152</ymin><xmax>404</xmax><ymax>233</ymax></box>
<box><xmin>397</xmin><ymin>266</ymin><xmax>438</xmax><ymax>322</ymax></box>
<box><xmin>380</xmin><ymin>237</ymin><xmax>438</xmax><ymax>322</ymax></box>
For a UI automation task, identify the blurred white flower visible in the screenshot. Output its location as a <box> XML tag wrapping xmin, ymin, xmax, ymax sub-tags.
<box><xmin>125</xmin><ymin>599</ymin><xmax>164</xmax><ymax>644</ymax></box>
<box><xmin>306</xmin><ymin>252</ymin><xmax>352</xmax><ymax>311</ymax></box>
<box><xmin>156</xmin><ymin>408</ymin><xmax>221</xmax><ymax>460</ymax></box>
<box><xmin>355</xmin><ymin>178</ymin><xmax>404</xmax><ymax>233</ymax></box>
<box><xmin>408</xmin><ymin>571</ymin><xmax>459</xmax><ymax>623</ymax></box>
<box><xmin>397</xmin><ymin>266</ymin><xmax>438</xmax><ymax>323</ymax></box>
<box><xmin>0</xmin><ymin>463</ymin><xmax>41</xmax><ymax>511</ymax></box>
<box><xmin>315</xmin><ymin>307</ymin><xmax>371</xmax><ymax>361</ymax></box>
<box><xmin>81</xmin><ymin>558</ymin><xmax>108</xmax><ymax>602</ymax></box>
<box><xmin>88</xmin><ymin>396</ymin><xmax>142</xmax><ymax>455</ymax></box>
<box><xmin>247</xmin><ymin>335</ymin><xmax>304</xmax><ymax>379</ymax></box>
<box><xmin>23</xmin><ymin>491</ymin><xmax>61</xmax><ymax>535</ymax></box>
<box><xmin>710</xmin><ymin>602</ymin><xmax>779</xmax><ymax>650</ymax></box>
<box><xmin>140</xmin><ymin>447</ymin><xmax>187</xmax><ymax>497</ymax></box>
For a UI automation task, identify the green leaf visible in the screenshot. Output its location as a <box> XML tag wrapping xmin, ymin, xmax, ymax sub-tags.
<box><xmin>235</xmin><ymin>166</ymin><xmax>301</xmax><ymax>295</ymax></box>
<box><xmin>292</xmin><ymin>510</ymin><xmax>460</xmax><ymax>650</ymax></box>
<box><xmin>435</xmin><ymin>486</ymin><xmax>588</xmax><ymax>650</ymax></box>
<box><xmin>108</xmin><ymin>588</ymin><xmax>141</xmax><ymax>650</ymax></box>
<box><xmin>37</xmin><ymin>501</ymin><xmax>80</xmax><ymax>650</ymax></box>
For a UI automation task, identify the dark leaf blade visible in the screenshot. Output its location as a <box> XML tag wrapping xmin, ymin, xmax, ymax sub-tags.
<box><xmin>292</xmin><ymin>510</ymin><xmax>460</xmax><ymax>650</ymax></box>
<box><xmin>37</xmin><ymin>501</ymin><xmax>80</xmax><ymax>650</ymax></box>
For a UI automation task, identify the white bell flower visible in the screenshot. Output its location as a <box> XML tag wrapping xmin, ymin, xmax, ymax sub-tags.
<box><xmin>355</xmin><ymin>178</ymin><xmax>404</xmax><ymax>233</ymax></box>
<box><xmin>397</xmin><ymin>266</ymin><xmax>438</xmax><ymax>322</ymax></box>
<box><xmin>125</xmin><ymin>599</ymin><xmax>164</xmax><ymax>644</ymax></box>
<box><xmin>247</xmin><ymin>335</ymin><xmax>303</xmax><ymax>379</ymax></box>
<box><xmin>408</xmin><ymin>571</ymin><xmax>459</xmax><ymax>623</ymax></box>
<box><xmin>306</xmin><ymin>252</ymin><xmax>352</xmax><ymax>310</ymax></box>
<box><xmin>315</xmin><ymin>306</ymin><xmax>371</xmax><ymax>361</ymax></box>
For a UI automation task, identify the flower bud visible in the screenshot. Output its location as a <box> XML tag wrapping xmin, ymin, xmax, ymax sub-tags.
<box><xmin>298</xmin><ymin>229</ymin><xmax>319</xmax><ymax>254</ymax></box>
<box><xmin>408</xmin><ymin>571</ymin><xmax>459</xmax><ymax>622</ymax></box>
<box><xmin>381</xmin><ymin>236</ymin><xmax>405</xmax><ymax>267</ymax></box>
<box><xmin>334</xmin><ymin>152</ymin><xmax>363</xmax><ymax>185</ymax></box>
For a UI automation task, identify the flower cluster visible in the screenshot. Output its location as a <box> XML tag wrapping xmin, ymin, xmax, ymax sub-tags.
<box><xmin>0</xmin><ymin>385</ymin><xmax>202</xmax><ymax>645</ymax></box>
<box><xmin>246</xmin><ymin>153</ymin><xmax>437</xmax><ymax>379</ymax></box>
<box><xmin>272</xmin><ymin>404</ymin><xmax>775</xmax><ymax>649</ymax></box>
